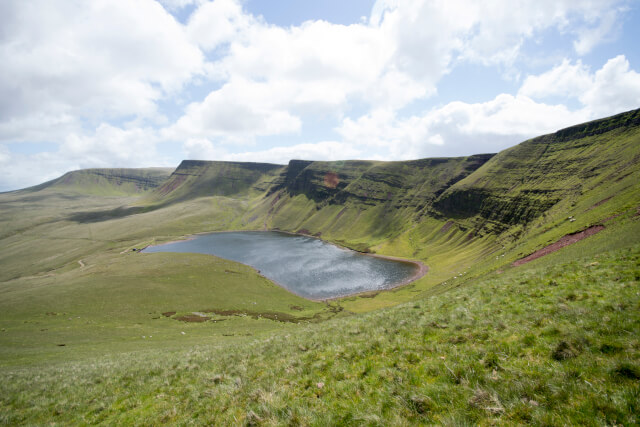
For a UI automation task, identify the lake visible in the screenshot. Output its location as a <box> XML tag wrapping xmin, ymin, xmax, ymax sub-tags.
<box><xmin>143</xmin><ymin>231</ymin><xmax>421</xmax><ymax>299</ymax></box>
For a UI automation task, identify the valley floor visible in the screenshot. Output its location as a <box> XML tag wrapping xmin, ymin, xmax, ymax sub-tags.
<box><xmin>1</xmin><ymin>245</ymin><xmax>638</xmax><ymax>425</ymax></box>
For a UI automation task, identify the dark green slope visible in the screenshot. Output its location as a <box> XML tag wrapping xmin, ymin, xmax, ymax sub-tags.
<box><xmin>434</xmin><ymin>108</ymin><xmax>640</xmax><ymax>232</ymax></box>
<box><xmin>242</xmin><ymin>155</ymin><xmax>494</xmax><ymax>249</ymax></box>
<box><xmin>23</xmin><ymin>167</ymin><xmax>174</xmax><ymax>196</ymax></box>
<box><xmin>148</xmin><ymin>160</ymin><xmax>285</xmax><ymax>204</ymax></box>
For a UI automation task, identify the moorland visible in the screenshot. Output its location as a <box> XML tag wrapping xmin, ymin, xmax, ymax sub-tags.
<box><xmin>0</xmin><ymin>108</ymin><xmax>639</xmax><ymax>425</ymax></box>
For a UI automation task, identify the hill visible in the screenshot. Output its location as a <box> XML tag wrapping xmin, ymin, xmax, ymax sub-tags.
<box><xmin>23</xmin><ymin>167</ymin><xmax>174</xmax><ymax>196</ymax></box>
<box><xmin>148</xmin><ymin>160</ymin><xmax>284</xmax><ymax>204</ymax></box>
<box><xmin>0</xmin><ymin>109</ymin><xmax>638</xmax><ymax>424</ymax></box>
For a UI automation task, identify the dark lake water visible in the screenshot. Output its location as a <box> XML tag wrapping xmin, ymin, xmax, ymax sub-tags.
<box><xmin>143</xmin><ymin>231</ymin><xmax>419</xmax><ymax>299</ymax></box>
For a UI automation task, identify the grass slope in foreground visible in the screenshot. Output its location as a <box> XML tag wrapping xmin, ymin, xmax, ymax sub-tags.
<box><xmin>1</xmin><ymin>243</ymin><xmax>638</xmax><ymax>425</ymax></box>
<box><xmin>0</xmin><ymin>110</ymin><xmax>639</xmax><ymax>424</ymax></box>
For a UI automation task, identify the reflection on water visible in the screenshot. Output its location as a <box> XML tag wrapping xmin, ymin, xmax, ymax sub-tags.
<box><xmin>143</xmin><ymin>231</ymin><xmax>418</xmax><ymax>299</ymax></box>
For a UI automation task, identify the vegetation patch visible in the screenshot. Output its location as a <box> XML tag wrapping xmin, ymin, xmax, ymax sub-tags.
<box><xmin>1</xmin><ymin>246</ymin><xmax>637</xmax><ymax>425</ymax></box>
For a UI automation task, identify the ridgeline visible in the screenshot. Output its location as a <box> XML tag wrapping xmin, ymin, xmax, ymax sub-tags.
<box><xmin>0</xmin><ymin>109</ymin><xmax>638</xmax><ymax>425</ymax></box>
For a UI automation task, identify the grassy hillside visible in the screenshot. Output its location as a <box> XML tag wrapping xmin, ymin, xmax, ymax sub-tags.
<box><xmin>24</xmin><ymin>167</ymin><xmax>174</xmax><ymax>196</ymax></box>
<box><xmin>2</xmin><ymin>237</ymin><xmax>638</xmax><ymax>425</ymax></box>
<box><xmin>0</xmin><ymin>110</ymin><xmax>638</xmax><ymax>424</ymax></box>
<box><xmin>435</xmin><ymin>108</ymin><xmax>640</xmax><ymax>232</ymax></box>
<box><xmin>244</xmin><ymin>154</ymin><xmax>494</xmax><ymax>249</ymax></box>
<box><xmin>147</xmin><ymin>160</ymin><xmax>284</xmax><ymax>205</ymax></box>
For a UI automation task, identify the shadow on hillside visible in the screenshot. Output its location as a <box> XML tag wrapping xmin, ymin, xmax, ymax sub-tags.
<box><xmin>66</xmin><ymin>205</ymin><xmax>158</xmax><ymax>223</ymax></box>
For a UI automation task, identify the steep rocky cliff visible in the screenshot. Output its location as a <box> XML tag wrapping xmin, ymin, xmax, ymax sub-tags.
<box><xmin>150</xmin><ymin>160</ymin><xmax>284</xmax><ymax>203</ymax></box>
<box><xmin>434</xmin><ymin>108</ymin><xmax>640</xmax><ymax>231</ymax></box>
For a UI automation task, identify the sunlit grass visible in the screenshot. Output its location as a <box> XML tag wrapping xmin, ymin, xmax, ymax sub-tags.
<box><xmin>1</xmin><ymin>245</ymin><xmax>638</xmax><ymax>425</ymax></box>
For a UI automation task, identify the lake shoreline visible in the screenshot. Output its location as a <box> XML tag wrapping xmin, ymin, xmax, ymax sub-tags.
<box><xmin>142</xmin><ymin>229</ymin><xmax>429</xmax><ymax>302</ymax></box>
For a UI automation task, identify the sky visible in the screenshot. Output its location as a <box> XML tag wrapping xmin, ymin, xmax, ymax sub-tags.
<box><xmin>1</xmin><ymin>0</ymin><xmax>639</xmax><ymax>191</ymax></box>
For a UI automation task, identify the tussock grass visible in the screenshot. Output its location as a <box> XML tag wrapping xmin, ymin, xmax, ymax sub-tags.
<box><xmin>1</xmin><ymin>246</ymin><xmax>638</xmax><ymax>425</ymax></box>
<box><xmin>1</xmin><ymin>110</ymin><xmax>639</xmax><ymax>424</ymax></box>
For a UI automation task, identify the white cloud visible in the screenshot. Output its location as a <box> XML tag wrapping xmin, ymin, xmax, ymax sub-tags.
<box><xmin>174</xmin><ymin>0</ymin><xmax>629</xmax><ymax>143</ymax></box>
<box><xmin>183</xmin><ymin>138</ymin><xmax>221</xmax><ymax>159</ymax></box>
<box><xmin>520</xmin><ymin>55</ymin><xmax>640</xmax><ymax>117</ymax></box>
<box><xmin>61</xmin><ymin>124</ymin><xmax>164</xmax><ymax>168</ymax></box>
<box><xmin>519</xmin><ymin>59</ymin><xmax>592</xmax><ymax>99</ymax></box>
<box><xmin>0</xmin><ymin>0</ymin><xmax>636</xmax><ymax>191</ymax></box>
<box><xmin>158</xmin><ymin>0</ymin><xmax>203</xmax><ymax>11</ymax></box>
<box><xmin>232</xmin><ymin>141</ymin><xmax>362</xmax><ymax>164</ymax></box>
<box><xmin>338</xmin><ymin>95</ymin><xmax>589</xmax><ymax>159</ymax></box>
<box><xmin>168</xmin><ymin>78</ymin><xmax>302</xmax><ymax>142</ymax></box>
<box><xmin>581</xmin><ymin>55</ymin><xmax>640</xmax><ymax>117</ymax></box>
<box><xmin>372</xmin><ymin>0</ymin><xmax>625</xmax><ymax>68</ymax></box>
<box><xmin>338</xmin><ymin>52</ymin><xmax>640</xmax><ymax>161</ymax></box>
<box><xmin>0</xmin><ymin>145</ymin><xmax>9</xmax><ymax>164</ymax></box>
<box><xmin>573</xmin><ymin>6</ymin><xmax>623</xmax><ymax>55</ymax></box>
<box><xmin>0</xmin><ymin>124</ymin><xmax>173</xmax><ymax>192</ymax></box>
<box><xmin>187</xmin><ymin>0</ymin><xmax>254</xmax><ymax>50</ymax></box>
<box><xmin>0</xmin><ymin>0</ymin><xmax>203</xmax><ymax>140</ymax></box>
<box><xmin>182</xmin><ymin>139</ymin><xmax>362</xmax><ymax>165</ymax></box>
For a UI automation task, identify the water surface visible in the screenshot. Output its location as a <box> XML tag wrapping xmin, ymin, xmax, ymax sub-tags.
<box><xmin>143</xmin><ymin>231</ymin><xmax>419</xmax><ymax>299</ymax></box>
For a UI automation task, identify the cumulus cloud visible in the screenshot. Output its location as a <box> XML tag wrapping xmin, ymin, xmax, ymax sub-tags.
<box><xmin>168</xmin><ymin>78</ymin><xmax>302</xmax><ymax>142</ymax></box>
<box><xmin>187</xmin><ymin>0</ymin><xmax>254</xmax><ymax>50</ymax></box>
<box><xmin>183</xmin><ymin>138</ymin><xmax>362</xmax><ymax>165</ymax></box>
<box><xmin>338</xmin><ymin>52</ymin><xmax>640</xmax><ymax>161</ymax></box>
<box><xmin>519</xmin><ymin>59</ymin><xmax>593</xmax><ymax>99</ymax></box>
<box><xmin>0</xmin><ymin>124</ymin><xmax>174</xmax><ymax>192</ymax></box>
<box><xmin>573</xmin><ymin>6</ymin><xmax>623</xmax><ymax>55</ymax></box>
<box><xmin>338</xmin><ymin>95</ymin><xmax>590</xmax><ymax>159</ymax></box>
<box><xmin>0</xmin><ymin>0</ymin><xmax>203</xmax><ymax>141</ymax></box>
<box><xmin>0</xmin><ymin>0</ymin><xmax>637</xmax><ymax>191</ymax></box>
<box><xmin>372</xmin><ymin>0</ymin><xmax>625</xmax><ymax>67</ymax></box>
<box><xmin>173</xmin><ymin>0</ymin><xmax>628</xmax><ymax>143</ymax></box>
<box><xmin>581</xmin><ymin>55</ymin><xmax>640</xmax><ymax>116</ymax></box>
<box><xmin>520</xmin><ymin>55</ymin><xmax>640</xmax><ymax>117</ymax></box>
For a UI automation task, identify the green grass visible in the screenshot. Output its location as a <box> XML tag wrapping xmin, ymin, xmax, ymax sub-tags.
<box><xmin>26</xmin><ymin>167</ymin><xmax>174</xmax><ymax>196</ymax></box>
<box><xmin>0</xmin><ymin>248</ymin><xmax>335</xmax><ymax>367</ymax></box>
<box><xmin>0</xmin><ymin>109</ymin><xmax>639</xmax><ymax>424</ymax></box>
<box><xmin>1</xmin><ymin>245</ymin><xmax>637</xmax><ymax>425</ymax></box>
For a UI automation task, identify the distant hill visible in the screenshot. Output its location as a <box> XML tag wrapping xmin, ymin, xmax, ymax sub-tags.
<box><xmin>1</xmin><ymin>109</ymin><xmax>639</xmax><ymax>425</ymax></box>
<box><xmin>147</xmin><ymin>160</ymin><xmax>284</xmax><ymax>204</ymax></box>
<box><xmin>23</xmin><ymin>167</ymin><xmax>175</xmax><ymax>196</ymax></box>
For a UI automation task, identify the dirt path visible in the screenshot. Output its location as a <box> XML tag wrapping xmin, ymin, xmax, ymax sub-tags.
<box><xmin>78</xmin><ymin>259</ymin><xmax>85</xmax><ymax>268</ymax></box>
<box><xmin>512</xmin><ymin>225</ymin><xmax>605</xmax><ymax>267</ymax></box>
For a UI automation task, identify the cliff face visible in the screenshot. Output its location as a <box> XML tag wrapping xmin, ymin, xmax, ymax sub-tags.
<box><xmin>251</xmin><ymin>154</ymin><xmax>496</xmax><ymax>245</ymax></box>
<box><xmin>150</xmin><ymin>160</ymin><xmax>285</xmax><ymax>203</ymax></box>
<box><xmin>21</xmin><ymin>109</ymin><xmax>639</xmax><ymax>251</ymax></box>
<box><xmin>269</xmin><ymin>155</ymin><xmax>494</xmax><ymax>208</ymax></box>
<box><xmin>433</xmin><ymin>108</ymin><xmax>640</xmax><ymax>230</ymax></box>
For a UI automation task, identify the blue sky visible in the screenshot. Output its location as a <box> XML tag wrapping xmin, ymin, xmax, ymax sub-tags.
<box><xmin>0</xmin><ymin>0</ymin><xmax>639</xmax><ymax>191</ymax></box>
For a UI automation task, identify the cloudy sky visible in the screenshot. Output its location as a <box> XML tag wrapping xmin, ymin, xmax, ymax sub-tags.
<box><xmin>1</xmin><ymin>0</ymin><xmax>639</xmax><ymax>191</ymax></box>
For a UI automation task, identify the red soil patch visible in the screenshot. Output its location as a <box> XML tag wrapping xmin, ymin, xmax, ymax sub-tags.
<box><xmin>602</xmin><ymin>213</ymin><xmax>622</xmax><ymax>223</ymax></box>
<box><xmin>324</xmin><ymin>172</ymin><xmax>339</xmax><ymax>189</ymax></box>
<box><xmin>440</xmin><ymin>220</ymin><xmax>454</xmax><ymax>233</ymax></box>
<box><xmin>157</xmin><ymin>174</ymin><xmax>186</xmax><ymax>196</ymax></box>
<box><xmin>589</xmin><ymin>196</ymin><xmax>613</xmax><ymax>210</ymax></box>
<box><xmin>512</xmin><ymin>225</ymin><xmax>605</xmax><ymax>267</ymax></box>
